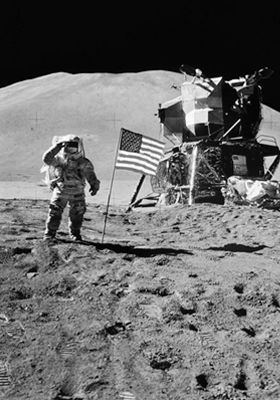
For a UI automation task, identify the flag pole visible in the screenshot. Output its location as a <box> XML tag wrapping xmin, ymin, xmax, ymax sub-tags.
<box><xmin>101</xmin><ymin>129</ymin><xmax>123</xmax><ymax>243</ymax></box>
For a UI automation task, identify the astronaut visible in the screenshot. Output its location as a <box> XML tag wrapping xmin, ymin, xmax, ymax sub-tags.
<box><xmin>41</xmin><ymin>135</ymin><xmax>100</xmax><ymax>241</ymax></box>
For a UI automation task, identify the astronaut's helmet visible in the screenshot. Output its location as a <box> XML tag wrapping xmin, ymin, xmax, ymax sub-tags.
<box><xmin>64</xmin><ymin>140</ymin><xmax>79</xmax><ymax>154</ymax></box>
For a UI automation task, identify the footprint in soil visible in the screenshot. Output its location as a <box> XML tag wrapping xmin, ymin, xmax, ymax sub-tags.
<box><xmin>56</xmin><ymin>340</ymin><xmax>79</xmax><ymax>360</ymax></box>
<box><xmin>0</xmin><ymin>360</ymin><xmax>12</xmax><ymax>388</ymax></box>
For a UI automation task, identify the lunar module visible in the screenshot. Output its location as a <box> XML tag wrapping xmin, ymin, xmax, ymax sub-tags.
<box><xmin>150</xmin><ymin>65</ymin><xmax>280</xmax><ymax>206</ymax></box>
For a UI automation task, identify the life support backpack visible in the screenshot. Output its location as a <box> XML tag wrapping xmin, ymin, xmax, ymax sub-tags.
<box><xmin>40</xmin><ymin>164</ymin><xmax>63</xmax><ymax>190</ymax></box>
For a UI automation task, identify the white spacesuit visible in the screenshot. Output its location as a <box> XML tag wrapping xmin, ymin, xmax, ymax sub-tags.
<box><xmin>41</xmin><ymin>135</ymin><xmax>100</xmax><ymax>241</ymax></box>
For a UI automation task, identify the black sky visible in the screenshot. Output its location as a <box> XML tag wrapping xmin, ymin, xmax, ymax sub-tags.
<box><xmin>1</xmin><ymin>2</ymin><xmax>280</xmax><ymax>109</ymax></box>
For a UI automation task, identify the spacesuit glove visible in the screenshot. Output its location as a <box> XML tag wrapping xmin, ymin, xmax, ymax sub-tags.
<box><xmin>89</xmin><ymin>183</ymin><xmax>99</xmax><ymax>196</ymax></box>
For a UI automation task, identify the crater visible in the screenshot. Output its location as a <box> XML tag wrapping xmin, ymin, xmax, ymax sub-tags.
<box><xmin>234</xmin><ymin>308</ymin><xmax>247</xmax><ymax>317</ymax></box>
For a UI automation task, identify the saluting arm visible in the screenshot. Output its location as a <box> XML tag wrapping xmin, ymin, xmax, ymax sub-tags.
<box><xmin>42</xmin><ymin>142</ymin><xmax>64</xmax><ymax>165</ymax></box>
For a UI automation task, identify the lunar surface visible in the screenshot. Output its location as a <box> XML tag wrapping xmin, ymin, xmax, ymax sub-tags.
<box><xmin>1</xmin><ymin>198</ymin><xmax>280</xmax><ymax>399</ymax></box>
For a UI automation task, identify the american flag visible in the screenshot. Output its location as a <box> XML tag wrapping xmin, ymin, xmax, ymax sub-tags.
<box><xmin>115</xmin><ymin>128</ymin><xmax>165</xmax><ymax>176</ymax></box>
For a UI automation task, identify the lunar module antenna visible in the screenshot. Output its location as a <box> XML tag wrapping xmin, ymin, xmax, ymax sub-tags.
<box><xmin>179</xmin><ymin>64</ymin><xmax>196</xmax><ymax>80</ymax></box>
<box><xmin>246</xmin><ymin>67</ymin><xmax>274</xmax><ymax>85</ymax></box>
<box><xmin>179</xmin><ymin>64</ymin><xmax>216</xmax><ymax>88</ymax></box>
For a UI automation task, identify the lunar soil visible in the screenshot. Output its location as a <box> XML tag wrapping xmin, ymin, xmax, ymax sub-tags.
<box><xmin>1</xmin><ymin>199</ymin><xmax>280</xmax><ymax>399</ymax></box>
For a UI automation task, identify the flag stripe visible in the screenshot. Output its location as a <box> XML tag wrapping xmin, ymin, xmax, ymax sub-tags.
<box><xmin>142</xmin><ymin>136</ymin><xmax>165</xmax><ymax>148</ymax></box>
<box><xmin>140</xmin><ymin>149</ymin><xmax>162</xmax><ymax>161</ymax></box>
<box><xmin>116</xmin><ymin>158</ymin><xmax>158</xmax><ymax>173</ymax></box>
<box><xmin>142</xmin><ymin>141</ymin><xmax>165</xmax><ymax>154</ymax></box>
<box><xmin>141</xmin><ymin>146</ymin><xmax>164</xmax><ymax>156</ymax></box>
<box><xmin>116</xmin><ymin>163</ymin><xmax>156</xmax><ymax>175</ymax></box>
<box><xmin>118</xmin><ymin>151</ymin><xmax>160</xmax><ymax>166</ymax></box>
<box><xmin>142</xmin><ymin>142</ymin><xmax>165</xmax><ymax>152</ymax></box>
<box><xmin>116</xmin><ymin>159</ymin><xmax>156</xmax><ymax>173</ymax></box>
<box><xmin>116</xmin><ymin>160</ymin><xmax>157</xmax><ymax>174</ymax></box>
<box><xmin>116</xmin><ymin>157</ymin><xmax>159</xmax><ymax>172</ymax></box>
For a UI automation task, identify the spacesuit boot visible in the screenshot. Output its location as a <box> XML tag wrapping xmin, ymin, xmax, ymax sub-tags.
<box><xmin>43</xmin><ymin>229</ymin><xmax>57</xmax><ymax>241</ymax></box>
<box><xmin>69</xmin><ymin>231</ymin><xmax>82</xmax><ymax>241</ymax></box>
